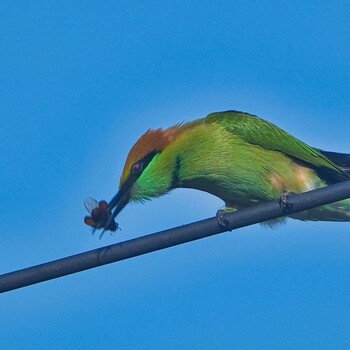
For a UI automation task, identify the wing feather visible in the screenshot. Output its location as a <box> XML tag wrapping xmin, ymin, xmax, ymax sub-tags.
<box><xmin>205</xmin><ymin>111</ymin><xmax>349</xmax><ymax>181</ymax></box>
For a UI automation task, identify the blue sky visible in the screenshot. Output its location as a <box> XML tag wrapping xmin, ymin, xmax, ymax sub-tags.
<box><xmin>1</xmin><ymin>1</ymin><xmax>350</xmax><ymax>349</ymax></box>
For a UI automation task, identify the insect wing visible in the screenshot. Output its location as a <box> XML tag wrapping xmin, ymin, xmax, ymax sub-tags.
<box><xmin>84</xmin><ymin>197</ymin><xmax>99</xmax><ymax>214</ymax></box>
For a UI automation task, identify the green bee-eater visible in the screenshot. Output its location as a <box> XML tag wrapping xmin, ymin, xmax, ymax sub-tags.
<box><xmin>107</xmin><ymin>110</ymin><xmax>350</xmax><ymax>226</ymax></box>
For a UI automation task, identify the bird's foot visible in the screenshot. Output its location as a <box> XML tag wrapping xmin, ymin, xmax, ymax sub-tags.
<box><xmin>216</xmin><ymin>207</ymin><xmax>236</xmax><ymax>229</ymax></box>
<box><xmin>278</xmin><ymin>191</ymin><xmax>295</xmax><ymax>213</ymax></box>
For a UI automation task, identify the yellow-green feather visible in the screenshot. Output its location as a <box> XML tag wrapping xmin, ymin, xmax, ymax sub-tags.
<box><xmin>205</xmin><ymin>111</ymin><xmax>349</xmax><ymax>181</ymax></box>
<box><xmin>129</xmin><ymin>110</ymin><xmax>350</xmax><ymax>221</ymax></box>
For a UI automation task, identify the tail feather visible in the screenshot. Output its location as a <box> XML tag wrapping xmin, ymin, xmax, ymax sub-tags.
<box><xmin>319</xmin><ymin>149</ymin><xmax>350</xmax><ymax>176</ymax></box>
<box><xmin>291</xmin><ymin>198</ymin><xmax>350</xmax><ymax>222</ymax></box>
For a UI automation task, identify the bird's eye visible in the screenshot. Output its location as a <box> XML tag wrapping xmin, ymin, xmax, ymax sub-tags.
<box><xmin>131</xmin><ymin>162</ymin><xmax>143</xmax><ymax>176</ymax></box>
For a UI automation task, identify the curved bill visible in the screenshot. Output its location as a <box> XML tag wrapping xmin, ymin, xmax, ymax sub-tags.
<box><xmin>109</xmin><ymin>187</ymin><xmax>130</xmax><ymax>220</ymax></box>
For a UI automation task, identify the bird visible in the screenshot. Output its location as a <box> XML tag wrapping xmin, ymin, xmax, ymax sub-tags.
<box><xmin>106</xmin><ymin>110</ymin><xmax>350</xmax><ymax>228</ymax></box>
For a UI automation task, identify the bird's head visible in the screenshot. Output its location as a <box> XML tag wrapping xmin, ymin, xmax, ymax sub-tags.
<box><xmin>108</xmin><ymin>126</ymin><xmax>182</xmax><ymax>221</ymax></box>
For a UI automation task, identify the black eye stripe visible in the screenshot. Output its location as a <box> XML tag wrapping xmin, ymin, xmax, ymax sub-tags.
<box><xmin>130</xmin><ymin>150</ymin><xmax>159</xmax><ymax>180</ymax></box>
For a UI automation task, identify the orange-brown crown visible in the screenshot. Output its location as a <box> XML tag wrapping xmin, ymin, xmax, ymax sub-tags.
<box><xmin>119</xmin><ymin>127</ymin><xmax>182</xmax><ymax>187</ymax></box>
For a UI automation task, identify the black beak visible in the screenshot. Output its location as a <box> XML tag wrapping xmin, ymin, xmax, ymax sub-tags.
<box><xmin>108</xmin><ymin>186</ymin><xmax>130</xmax><ymax>222</ymax></box>
<box><xmin>97</xmin><ymin>187</ymin><xmax>130</xmax><ymax>239</ymax></box>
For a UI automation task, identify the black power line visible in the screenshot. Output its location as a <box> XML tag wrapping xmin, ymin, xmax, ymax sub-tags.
<box><xmin>1</xmin><ymin>180</ymin><xmax>350</xmax><ymax>293</ymax></box>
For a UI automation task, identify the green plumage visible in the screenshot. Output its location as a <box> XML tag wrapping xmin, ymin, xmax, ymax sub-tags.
<box><xmin>205</xmin><ymin>111</ymin><xmax>347</xmax><ymax>181</ymax></box>
<box><xmin>119</xmin><ymin>110</ymin><xmax>350</xmax><ymax>223</ymax></box>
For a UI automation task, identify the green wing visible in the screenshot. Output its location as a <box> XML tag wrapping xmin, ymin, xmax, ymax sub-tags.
<box><xmin>205</xmin><ymin>110</ymin><xmax>349</xmax><ymax>181</ymax></box>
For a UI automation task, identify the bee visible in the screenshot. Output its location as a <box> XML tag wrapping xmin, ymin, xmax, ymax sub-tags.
<box><xmin>84</xmin><ymin>197</ymin><xmax>118</xmax><ymax>237</ymax></box>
